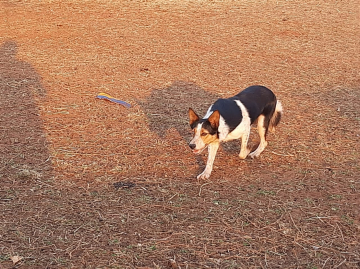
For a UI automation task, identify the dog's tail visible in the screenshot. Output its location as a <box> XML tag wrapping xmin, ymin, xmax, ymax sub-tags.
<box><xmin>269</xmin><ymin>100</ymin><xmax>283</xmax><ymax>133</ymax></box>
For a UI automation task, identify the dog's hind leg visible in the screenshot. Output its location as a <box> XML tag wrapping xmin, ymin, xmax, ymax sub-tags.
<box><xmin>269</xmin><ymin>100</ymin><xmax>283</xmax><ymax>133</ymax></box>
<box><xmin>249</xmin><ymin>114</ymin><xmax>268</xmax><ymax>158</ymax></box>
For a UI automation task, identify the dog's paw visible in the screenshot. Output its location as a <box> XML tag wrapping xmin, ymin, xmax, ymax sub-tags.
<box><xmin>197</xmin><ymin>171</ymin><xmax>211</xmax><ymax>180</ymax></box>
<box><xmin>239</xmin><ymin>148</ymin><xmax>251</xmax><ymax>159</ymax></box>
<box><xmin>239</xmin><ymin>154</ymin><xmax>247</xmax><ymax>160</ymax></box>
<box><xmin>249</xmin><ymin>143</ymin><xmax>267</xmax><ymax>159</ymax></box>
<box><xmin>248</xmin><ymin>151</ymin><xmax>260</xmax><ymax>159</ymax></box>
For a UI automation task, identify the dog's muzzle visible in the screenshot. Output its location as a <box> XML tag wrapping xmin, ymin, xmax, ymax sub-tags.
<box><xmin>189</xmin><ymin>143</ymin><xmax>196</xmax><ymax>150</ymax></box>
<box><xmin>189</xmin><ymin>143</ymin><xmax>207</xmax><ymax>154</ymax></box>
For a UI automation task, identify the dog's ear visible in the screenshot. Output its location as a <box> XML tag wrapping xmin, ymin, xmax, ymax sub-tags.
<box><xmin>208</xmin><ymin>110</ymin><xmax>220</xmax><ymax>129</ymax></box>
<box><xmin>189</xmin><ymin>108</ymin><xmax>200</xmax><ymax>126</ymax></box>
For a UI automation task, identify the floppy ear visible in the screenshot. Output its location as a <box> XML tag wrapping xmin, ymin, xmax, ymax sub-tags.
<box><xmin>189</xmin><ymin>108</ymin><xmax>200</xmax><ymax>126</ymax></box>
<box><xmin>208</xmin><ymin>110</ymin><xmax>220</xmax><ymax>129</ymax></box>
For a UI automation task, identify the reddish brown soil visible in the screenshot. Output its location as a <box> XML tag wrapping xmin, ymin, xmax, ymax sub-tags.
<box><xmin>1</xmin><ymin>0</ymin><xmax>359</xmax><ymax>268</ymax></box>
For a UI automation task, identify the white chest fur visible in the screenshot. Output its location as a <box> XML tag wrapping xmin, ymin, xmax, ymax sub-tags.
<box><xmin>219</xmin><ymin>100</ymin><xmax>251</xmax><ymax>142</ymax></box>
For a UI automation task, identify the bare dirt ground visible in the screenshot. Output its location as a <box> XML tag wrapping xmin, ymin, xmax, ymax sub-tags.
<box><xmin>1</xmin><ymin>0</ymin><xmax>359</xmax><ymax>268</ymax></box>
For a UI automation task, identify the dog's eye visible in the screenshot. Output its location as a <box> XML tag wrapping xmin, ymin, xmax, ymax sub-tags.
<box><xmin>201</xmin><ymin>133</ymin><xmax>208</xmax><ymax>137</ymax></box>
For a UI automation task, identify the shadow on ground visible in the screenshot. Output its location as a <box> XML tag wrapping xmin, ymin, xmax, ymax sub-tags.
<box><xmin>0</xmin><ymin>40</ymin><xmax>51</xmax><ymax>180</ymax></box>
<box><xmin>140</xmin><ymin>81</ymin><xmax>241</xmax><ymax>156</ymax></box>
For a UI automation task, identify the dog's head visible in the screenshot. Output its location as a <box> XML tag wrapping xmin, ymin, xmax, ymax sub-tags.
<box><xmin>188</xmin><ymin>108</ymin><xmax>219</xmax><ymax>154</ymax></box>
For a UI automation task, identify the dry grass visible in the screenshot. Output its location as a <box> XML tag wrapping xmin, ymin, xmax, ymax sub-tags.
<box><xmin>1</xmin><ymin>0</ymin><xmax>359</xmax><ymax>268</ymax></box>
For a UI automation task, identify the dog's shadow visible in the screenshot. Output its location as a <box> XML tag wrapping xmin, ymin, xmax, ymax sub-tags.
<box><xmin>140</xmin><ymin>81</ymin><xmax>240</xmax><ymax>167</ymax></box>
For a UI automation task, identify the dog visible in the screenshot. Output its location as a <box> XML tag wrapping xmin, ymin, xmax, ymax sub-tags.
<box><xmin>188</xmin><ymin>85</ymin><xmax>283</xmax><ymax>180</ymax></box>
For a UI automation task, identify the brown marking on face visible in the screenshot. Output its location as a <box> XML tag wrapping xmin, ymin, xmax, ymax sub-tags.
<box><xmin>188</xmin><ymin>108</ymin><xmax>199</xmax><ymax>126</ymax></box>
<box><xmin>200</xmin><ymin>127</ymin><xmax>218</xmax><ymax>145</ymax></box>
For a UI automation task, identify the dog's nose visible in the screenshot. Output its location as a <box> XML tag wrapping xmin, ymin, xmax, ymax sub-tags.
<box><xmin>189</xmin><ymin>144</ymin><xmax>196</xmax><ymax>150</ymax></box>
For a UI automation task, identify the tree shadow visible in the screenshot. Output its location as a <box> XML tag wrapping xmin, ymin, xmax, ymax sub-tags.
<box><xmin>0</xmin><ymin>40</ymin><xmax>52</xmax><ymax>180</ymax></box>
<box><xmin>140</xmin><ymin>81</ymin><xmax>240</xmax><ymax>161</ymax></box>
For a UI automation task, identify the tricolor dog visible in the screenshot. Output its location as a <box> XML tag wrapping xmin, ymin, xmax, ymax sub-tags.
<box><xmin>188</xmin><ymin>85</ymin><xmax>283</xmax><ymax>180</ymax></box>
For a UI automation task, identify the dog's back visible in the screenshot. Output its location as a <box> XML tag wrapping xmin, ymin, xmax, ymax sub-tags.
<box><xmin>211</xmin><ymin>85</ymin><xmax>281</xmax><ymax>133</ymax></box>
<box><xmin>235</xmin><ymin>85</ymin><xmax>277</xmax><ymax>123</ymax></box>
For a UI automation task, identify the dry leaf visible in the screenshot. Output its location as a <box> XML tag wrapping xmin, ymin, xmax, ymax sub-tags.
<box><xmin>10</xmin><ymin>255</ymin><xmax>23</xmax><ymax>265</ymax></box>
<box><xmin>169</xmin><ymin>258</ymin><xmax>178</xmax><ymax>268</ymax></box>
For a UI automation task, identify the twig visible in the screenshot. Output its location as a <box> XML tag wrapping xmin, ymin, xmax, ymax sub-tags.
<box><xmin>73</xmin><ymin>224</ymin><xmax>85</xmax><ymax>234</ymax></box>
<box><xmin>322</xmin><ymin>257</ymin><xmax>330</xmax><ymax>269</ymax></box>
<box><xmin>294</xmin><ymin>241</ymin><xmax>307</xmax><ymax>251</ymax></box>
<box><xmin>223</xmin><ymin>255</ymin><xmax>258</xmax><ymax>260</ymax></box>
<box><xmin>168</xmin><ymin>193</ymin><xmax>178</xmax><ymax>201</ymax></box>
<box><xmin>335</xmin><ymin>259</ymin><xmax>346</xmax><ymax>268</ymax></box>
<box><xmin>336</xmin><ymin>222</ymin><xmax>345</xmax><ymax>242</ymax></box>
<box><xmin>265</xmin><ymin>251</ymin><xmax>268</xmax><ymax>268</ymax></box>
<box><xmin>67</xmin><ymin>239</ymin><xmax>82</xmax><ymax>259</ymax></box>
<box><xmin>268</xmin><ymin>251</ymin><xmax>285</xmax><ymax>256</ymax></box>
<box><xmin>242</xmin><ymin>214</ymin><xmax>259</xmax><ymax>228</ymax></box>
<box><xmin>306</xmin><ymin>216</ymin><xmax>337</xmax><ymax>220</ymax></box>
<box><xmin>271</xmin><ymin>151</ymin><xmax>294</xmax><ymax>157</ymax></box>
<box><xmin>36</xmin><ymin>180</ymin><xmax>54</xmax><ymax>188</ymax></box>
<box><xmin>198</xmin><ymin>182</ymin><xmax>210</xmax><ymax>196</ymax></box>
<box><xmin>261</xmin><ymin>214</ymin><xmax>284</xmax><ymax>230</ymax></box>
<box><xmin>289</xmin><ymin>212</ymin><xmax>300</xmax><ymax>233</ymax></box>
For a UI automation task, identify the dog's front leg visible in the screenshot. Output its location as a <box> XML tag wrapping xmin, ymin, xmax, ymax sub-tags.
<box><xmin>239</xmin><ymin>127</ymin><xmax>251</xmax><ymax>159</ymax></box>
<box><xmin>197</xmin><ymin>142</ymin><xmax>220</xmax><ymax>180</ymax></box>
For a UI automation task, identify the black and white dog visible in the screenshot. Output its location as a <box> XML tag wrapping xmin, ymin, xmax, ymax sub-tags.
<box><xmin>188</xmin><ymin>85</ymin><xmax>283</xmax><ymax>180</ymax></box>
